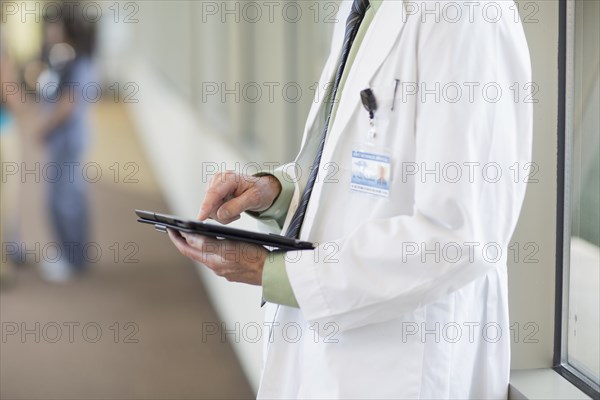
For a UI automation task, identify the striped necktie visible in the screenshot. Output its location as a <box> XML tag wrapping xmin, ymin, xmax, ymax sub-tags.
<box><xmin>285</xmin><ymin>0</ymin><xmax>370</xmax><ymax>239</ymax></box>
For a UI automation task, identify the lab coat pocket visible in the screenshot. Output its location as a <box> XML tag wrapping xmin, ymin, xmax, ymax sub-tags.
<box><xmin>349</xmin><ymin>82</ymin><xmax>401</xmax><ymax>199</ymax></box>
<box><xmin>364</xmin><ymin>81</ymin><xmax>401</xmax><ymax>145</ymax></box>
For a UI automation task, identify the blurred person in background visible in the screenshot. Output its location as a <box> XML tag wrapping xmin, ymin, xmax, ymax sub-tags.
<box><xmin>0</xmin><ymin>47</ymin><xmax>15</xmax><ymax>127</ymax></box>
<box><xmin>2</xmin><ymin>2</ymin><xmax>97</xmax><ymax>282</ymax></box>
<box><xmin>34</xmin><ymin>3</ymin><xmax>97</xmax><ymax>282</ymax></box>
<box><xmin>0</xmin><ymin>41</ymin><xmax>19</xmax><ymax>286</ymax></box>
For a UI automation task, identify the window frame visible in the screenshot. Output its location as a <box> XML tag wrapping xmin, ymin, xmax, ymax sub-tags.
<box><xmin>554</xmin><ymin>0</ymin><xmax>600</xmax><ymax>398</ymax></box>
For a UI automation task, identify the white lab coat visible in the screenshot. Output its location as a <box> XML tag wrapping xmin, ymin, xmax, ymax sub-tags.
<box><xmin>258</xmin><ymin>1</ymin><xmax>532</xmax><ymax>398</ymax></box>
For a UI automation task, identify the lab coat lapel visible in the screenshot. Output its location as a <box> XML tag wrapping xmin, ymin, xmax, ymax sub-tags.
<box><xmin>303</xmin><ymin>1</ymin><xmax>408</xmax><ymax>238</ymax></box>
<box><xmin>302</xmin><ymin>50</ymin><xmax>338</xmax><ymax>142</ymax></box>
<box><xmin>301</xmin><ymin>2</ymin><xmax>352</xmax><ymax>146</ymax></box>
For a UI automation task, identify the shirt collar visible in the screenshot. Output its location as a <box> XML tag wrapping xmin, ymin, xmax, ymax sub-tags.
<box><xmin>370</xmin><ymin>0</ymin><xmax>383</xmax><ymax>13</ymax></box>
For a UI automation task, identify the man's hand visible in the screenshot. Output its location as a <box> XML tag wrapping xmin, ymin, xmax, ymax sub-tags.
<box><xmin>168</xmin><ymin>229</ymin><xmax>267</xmax><ymax>285</ymax></box>
<box><xmin>167</xmin><ymin>171</ymin><xmax>280</xmax><ymax>285</ymax></box>
<box><xmin>198</xmin><ymin>172</ymin><xmax>282</xmax><ymax>224</ymax></box>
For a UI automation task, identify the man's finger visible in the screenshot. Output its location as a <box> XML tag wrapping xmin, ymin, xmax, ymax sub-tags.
<box><xmin>181</xmin><ymin>233</ymin><xmax>241</xmax><ymax>262</ymax></box>
<box><xmin>198</xmin><ymin>177</ymin><xmax>238</xmax><ymax>221</ymax></box>
<box><xmin>216</xmin><ymin>189</ymin><xmax>261</xmax><ymax>221</ymax></box>
<box><xmin>181</xmin><ymin>232</ymin><xmax>256</xmax><ymax>264</ymax></box>
<box><xmin>169</xmin><ymin>229</ymin><xmax>214</xmax><ymax>265</ymax></box>
<box><xmin>169</xmin><ymin>230</ymin><xmax>233</xmax><ymax>277</ymax></box>
<box><xmin>213</xmin><ymin>214</ymin><xmax>242</xmax><ymax>225</ymax></box>
<box><xmin>181</xmin><ymin>232</ymin><xmax>222</xmax><ymax>254</ymax></box>
<box><xmin>168</xmin><ymin>229</ymin><xmax>200</xmax><ymax>259</ymax></box>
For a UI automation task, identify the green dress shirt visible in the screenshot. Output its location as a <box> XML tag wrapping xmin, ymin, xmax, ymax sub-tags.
<box><xmin>260</xmin><ymin>0</ymin><xmax>383</xmax><ymax>307</ymax></box>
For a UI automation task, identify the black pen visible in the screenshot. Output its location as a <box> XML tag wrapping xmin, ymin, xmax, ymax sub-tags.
<box><xmin>391</xmin><ymin>79</ymin><xmax>400</xmax><ymax>111</ymax></box>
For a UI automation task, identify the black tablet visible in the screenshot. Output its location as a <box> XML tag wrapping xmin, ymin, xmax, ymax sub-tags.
<box><xmin>135</xmin><ymin>210</ymin><xmax>315</xmax><ymax>251</ymax></box>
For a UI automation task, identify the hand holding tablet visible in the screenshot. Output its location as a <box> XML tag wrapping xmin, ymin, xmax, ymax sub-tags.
<box><xmin>136</xmin><ymin>172</ymin><xmax>313</xmax><ymax>286</ymax></box>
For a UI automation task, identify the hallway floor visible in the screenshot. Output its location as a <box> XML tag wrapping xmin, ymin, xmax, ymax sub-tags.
<box><xmin>0</xmin><ymin>102</ymin><xmax>254</xmax><ymax>399</ymax></box>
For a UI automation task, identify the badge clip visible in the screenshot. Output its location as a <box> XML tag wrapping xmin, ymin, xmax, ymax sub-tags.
<box><xmin>360</xmin><ymin>88</ymin><xmax>378</xmax><ymax>141</ymax></box>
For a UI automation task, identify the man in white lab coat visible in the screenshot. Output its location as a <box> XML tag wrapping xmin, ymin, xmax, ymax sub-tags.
<box><xmin>169</xmin><ymin>0</ymin><xmax>533</xmax><ymax>398</ymax></box>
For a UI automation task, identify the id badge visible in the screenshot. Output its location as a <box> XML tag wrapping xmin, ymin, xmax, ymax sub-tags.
<box><xmin>351</xmin><ymin>84</ymin><xmax>396</xmax><ymax>197</ymax></box>
<box><xmin>351</xmin><ymin>147</ymin><xmax>392</xmax><ymax>197</ymax></box>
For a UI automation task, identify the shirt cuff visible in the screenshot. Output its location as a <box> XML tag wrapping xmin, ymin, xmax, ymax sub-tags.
<box><xmin>262</xmin><ymin>252</ymin><xmax>300</xmax><ymax>308</ymax></box>
<box><xmin>246</xmin><ymin>165</ymin><xmax>295</xmax><ymax>229</ymax></box>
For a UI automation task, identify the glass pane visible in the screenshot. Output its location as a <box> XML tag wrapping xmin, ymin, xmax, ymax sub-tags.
<box><xmin>567</xmin><ymin>0</ymin><xmax>600</xmax><ymax>386</ymax></box>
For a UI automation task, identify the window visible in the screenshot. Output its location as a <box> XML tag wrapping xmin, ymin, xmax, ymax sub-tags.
<box><xmin>557</xmin><ymin>0</ymin><xmax>600</xmax><ymax>397</ymax></box>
